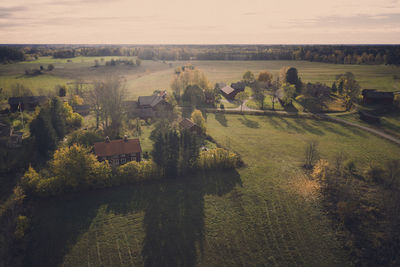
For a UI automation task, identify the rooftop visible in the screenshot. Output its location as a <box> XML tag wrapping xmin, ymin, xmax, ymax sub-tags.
<box><xmin>220</xmin><ymin>85</ymin><xmax>235</xmax><ymax>95</ymax></box>
<box><xmin>179</xmin><ymin>118</ymin><xmax>197</xmax><ymax>129</ymax></box>
<box><xmin>94</xmin><ymin>138</ymin><xmax>141</xmax><ymax>157</ymax></box>
<box><xmin>138</xmin><ymin>95</ymin><xmax>164</xmax><ymax>108</ymax></box>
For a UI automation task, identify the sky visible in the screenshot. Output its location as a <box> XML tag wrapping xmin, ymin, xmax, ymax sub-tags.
<box><xmin>0</xmin><ymin>0</ymin><xmax>400</xmax><ymax>44</ymax></box>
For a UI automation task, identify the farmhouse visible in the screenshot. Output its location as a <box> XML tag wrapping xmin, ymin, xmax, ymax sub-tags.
<box><xmin>179</xmin><ymin>118</ymin><xmax>202</xmax><ymax>134</ymax></box>
<box><xmin>94</xmin><ymin>136</ymin><xmax>141</xmax><ymax>167</ymax></box>
<box><xmin>220</xmin><ymin>85</ymin><xmax>236</xmax><ymax>99</ymax></box>
<box><xmin>8</xmin><ymin>96</ymin><xmax>48</xmax><ymax>112</ymax></box>
<box><xmin>136</xmin><ymin>92</ymin><xmax>171</xmax><ymax>119</ymax></box>
<box><xmin>362</xmin><ymin>89</ymin><xmax>394</xmax><ymax>105</ymax></box>
<box><xmin>72</xmin><ymin>104</ymin><xmax>90</xmax><ymax>116</ymax></box>
<box><xmin>220</xmin><ymin>82</ymin><xmax>246</xmax><ymax>100</ymax></box>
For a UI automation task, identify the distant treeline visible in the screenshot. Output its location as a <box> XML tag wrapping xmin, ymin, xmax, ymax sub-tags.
<box><xmin>0</xmin><ymin>46</ymin><xmax>25</xmax><ymax>62</ymax></box>
<box><xmin>2</xmin><ymin>45</ymin><xmax>400</xmax><ymax>65</ymax></box>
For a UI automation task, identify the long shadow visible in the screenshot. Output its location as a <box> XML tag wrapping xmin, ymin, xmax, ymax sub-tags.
<box><xmin>24</xmin><ymin>169</ymin><xmax>242</xmax><ymax>267</ymax></box>
<box><xmin>292</xmin><ymin>118</ymin><xmax>325</xmax><ymax>136</ymax></box>
<box><xmin>262</xmin><ymin>116</ymin><xmax>285</xmax><ymax>131</ymax></box>
<box><xmin>214</xmin><ymin>112</ymin><xmax>228</xmax><ymax>127</ymax></box>
<box><xmin>276</xmin><ymin>116</ymin><xmax>306</xmax><ymax>134</ymax></box>
<box><xmin>281</xmin><ymin>101</ymin><xmax>298</xmax><ymax>113</ymax></box>
<box><xmin>317</xmin><ymin>120</ymin><xmax>351</xmax><ymax>138</ymax></box>
<box><xmin>238</xmin><ymin>116</ymin><xmax>259</xmax><ymax>128</ymax></box>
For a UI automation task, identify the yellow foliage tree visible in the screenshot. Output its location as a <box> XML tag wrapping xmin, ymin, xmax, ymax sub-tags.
<box><xmin>51</xmin><ymin>144</ymin><xmax>111</xmax><ymax>190</ymax></box>
<box><xmin>191</xmin><ymin>109</ymin><xmax>206</xmax><ymax>133</ymax></box>
<box><xmin>171</xmin><ymin>68</ymin><xmax>211</xmax><ymax>98</ymax></box>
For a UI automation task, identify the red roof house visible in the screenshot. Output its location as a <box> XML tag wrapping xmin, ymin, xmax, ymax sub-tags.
<box><xmin>94</xmin><ymin>137</ymin><xmax>142</xmax><ymax>166</ymax></box>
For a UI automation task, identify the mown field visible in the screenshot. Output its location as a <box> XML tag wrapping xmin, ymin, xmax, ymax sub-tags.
<box><xmin>24</xmin><ymin>114</ymin><xmax>400</xmax><ymax>266</ymax></box>
<box><xmin>1</xmin><ymin>57</ymin><xmax>400</xmax><ymax>100</ymax></box>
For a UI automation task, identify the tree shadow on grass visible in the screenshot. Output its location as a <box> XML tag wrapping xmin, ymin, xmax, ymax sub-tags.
<box><xmin>292</xmin><ymin>118</ymin><xmax>325</xmax><ymax>136</ymax></box>
<box><xmin>215</xmin><ymin>112</ymin><xmax>228</xmax><ymax>127</ymax></box>
<box><xmin>238</xmin><ymin>116</ymin><xmax>259</xmax><ymax>128</ymax></box>
<box><xmin>24</xmin><ymin>169</ymin><xmax>242</xmax><ymax>267</ymax></box>
<box><xmin>276</xmin><ymin>117</ymin><xmax>306</xmax><ymax>134</ymax></box>
<box><xmin>282</xmin><ymin>102</ymin><xmax>298</xmax><ymax>113</ymax></box>
<box><xmin>261</xmin><ymin>116</ymin><xmax>286</xmax><ymax>132</ymax></box>
<box><xmin>316</xmin><ymin>120</ymin><xmax>351</xmax><ymax>138</ymax></box>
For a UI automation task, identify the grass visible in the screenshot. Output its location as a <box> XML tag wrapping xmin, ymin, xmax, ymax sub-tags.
<box><xmin>1</xmin><ymin>58</ymin><xmax>399</xmax><ymax>101</ymax></box>
<box><xmin>24</xmin><ymin>114</ymin><xmax>400</xmax><ymax>266</ymax></box>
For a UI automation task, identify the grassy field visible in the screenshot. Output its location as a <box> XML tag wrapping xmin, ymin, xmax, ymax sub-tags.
<box><xmin>24</xmin><ymin>114</ymin><xmax>400</xmax><ymax>266</ymax></box>
<box><xmin>1</xmin><ymin>57</ymin><xmax>400</xmax><ymax>101</ymax></box>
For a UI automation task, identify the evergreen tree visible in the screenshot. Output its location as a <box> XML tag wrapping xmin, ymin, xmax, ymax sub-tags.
<box><xmin>338</xmin><ymin>80</ymin><xmax>344</xmax><ymax>95</ymax></box>
<box><xmin>30</xmin><ymin>108</ymin><xmax>57</xmax><ymax>156</ymax></box>
<box><xmin>286</xmin><ymin>67</ymin><xmax>299</xmax><ymax>85</ymax></box>
<box><xmin>165</xmin><ymin>130</ymin><xmax>179</xmax><ymax>178</ymax></box>
<box><xmin>152</xmin><ymin>132</ymin><xmax>166</xmax><ymax>172</ymax></box>
<box><xmin>50</xmin><ymin>97</ymin><xmax>66</xmax><ymax>139</ymax></box>
<box><xmin>331</xmin><ymin>82</ymin><xmax>337</xmax><ymax>93</ymax></box>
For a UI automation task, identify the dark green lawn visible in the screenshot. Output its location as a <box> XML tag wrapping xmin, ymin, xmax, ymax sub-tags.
<box><xmin>23</xmin><ymin>114</ymin><xmax>400</xmax><ymax>266</ymax></box>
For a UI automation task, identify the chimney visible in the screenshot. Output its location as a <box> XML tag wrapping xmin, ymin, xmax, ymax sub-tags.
<box><xmin>105</xmin><ymin>136</ymin><xmax>110</xmax><ymax>143</ymax></box>
<box><xmin>123</xmin><ymin>135</ymin><xmax>128</xmax><ymax>142</ymax></box>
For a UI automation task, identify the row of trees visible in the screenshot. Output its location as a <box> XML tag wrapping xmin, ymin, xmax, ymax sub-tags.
<box><xmin>8</xmin><ymin>45</ymin><xmax>400</xmax><ymax>65</ymax></box>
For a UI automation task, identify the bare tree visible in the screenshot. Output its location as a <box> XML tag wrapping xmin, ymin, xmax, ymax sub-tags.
<box><xmin>304</xmin><ymin>140</ymin><xmax>319</xmax><ymax>169</ymax></box>
<box><xmin>88</xmin><ymin>76</ymin><xmax>127</xmax><ymax>137</ymax></box>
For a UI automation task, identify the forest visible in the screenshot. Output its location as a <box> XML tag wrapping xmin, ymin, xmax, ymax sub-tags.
<box><xmin>1</xmin><ymin>44</ymin><xmax>400</xmax><ymax>65</ymax></box>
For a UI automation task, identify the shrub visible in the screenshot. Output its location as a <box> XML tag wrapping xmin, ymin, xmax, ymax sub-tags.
<box><xmin>364</xmin><ymin>163</ymin><xmax>385</xmax><ymax>183</ymax></box>
<box><xmin>14</xmin><ymin>215</ymin><xmax>29</xmax><ymax>239</ymax></box>
<box><xmin>220</xmin><ymin>103</ymin><xmax>225</xmax><ymax>109</ymax></box>
<box><xmin>21</xmin><ymin>166</ymin><xmax>41</xmax><ymax>194</ymax></box>
<box><xmin>197</xmin><ymin>148</ymin><xmax>239</xmax><ymax>170</ymax></box>
<box><xmin>47</xmin><ymin>64</ymin><xmax>54</xmax><ymax>71</ymax></box>
<box><xmin>311</xmin><ymin>159</ymin><xmax>329</xmax><ymax>180</ymax></box>
<box><xmin>67</xmin><ymin>130</ymin><xmax>103</xmax><ymax>147</ymax></box>
<box><xmin>115</xmin><ymin>160</ymin><xmax>158</xmax><ymax>184</ymax></box>
<box><xmin>22</xmin><ymin>145</ymin><xmax>112</xmax><ymax>196</ymax></box>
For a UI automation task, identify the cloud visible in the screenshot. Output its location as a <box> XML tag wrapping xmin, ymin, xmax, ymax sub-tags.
<box><xmin>0</xmin><ymin>6</ymin><xmax>26</xmax><ymax>18</ymax></box>
<box><xmin>292</xmin><ymin>13</ymin><xmax>400</xmax><ymax>29</ymax></box>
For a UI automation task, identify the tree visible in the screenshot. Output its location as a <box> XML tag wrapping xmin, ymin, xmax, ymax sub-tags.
<box><xmin>191</xmin><ymin>109</ymin><xmax>206</xmax><ymax>133</ymax></box>
<box><xmin>257</xmin><ymin>71</ymin><xmax>273</xmax><ymax>85</ymax></box>
<box><xmin>170</xmin><ymin>68</ymin><xmax>210</xmax><ymax>102</ymax></box>
<box><xmin>89</xmin><ymin>76</ymin><xmax>127</xmax><ymax>137</ymax></box>
<box><xmin>165</xmin><ymin>130</ymin><xmax>180</xmax><ymax>178</ymax></box>
<box><xmin>304</xmin><ymin>140</ymin><xmax>319</xmax><ymax>169</ymax></box>
<box><xmin>251</xmin><ymin>82</ymin><xmax>266</xmax><ymax>109</ymax></box>
<box><xmin>281</xmin><ymin>83</ymin><xmax>296</xmax><ymax>106</ymax></box>
<box><xmin>270</xmin><ymin>79</ymin><xmax>280</xmax><ymax>110</ymax></box>
<box><xmin>331</xmin><ymin>82</ymin><xmax>337</xmax><ymax>93</ymax></box>
<box><xmin>286</xmin><ymin>67</ymin><xmax>299</xmax><ymax>85</ymax></box>
<box><xmin>49</xmin><ymin>97</ymin><xmax>66</xmax><ymax>139</ymax></box>
<box><xmin>279</xmin><ymin>66</ymin><xmax>290</xmax><ymax>85</ymax></box>
<box><xmin>182</xmin><ymin>85</ymin><xmax>205</xmax><ymax>108</ymax></box>
<box><xmin>58</xmin><ymin>85</ymin><xmax>67</xmax><ymax>97</ymax></box>
<box><xmin>47</xmin><ymin>64</ymin><xmax>54</xmax><ymax>71</ymax></box>
<box><xmin>242</xmin><ymin>71</ymin><xmax>255</xmax><ymax>85</ymax></box>
<box><xmin>235</xmin><ymin>91</ymin><xmax>249</xmax><ymax>112</ymax></box>
<box><xmin>51</xmin><ymin>144</ymin><xmax>111</xmax><ymax>190</ymax></box>
<box><xmin>335</xmin><ymin>72</ymin><xmax>361</xmax><ymax>110</ymax></box>
<box><xmin>29</xmin><ymin>106</ymin><xmax>57</xmax><ymax>156</ymax></box>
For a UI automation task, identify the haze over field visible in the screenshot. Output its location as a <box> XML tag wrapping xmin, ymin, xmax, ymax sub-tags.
<box><xmin>1</xmin><ymin>0</ymin><xmax>400</xmax><ymax>44</ymax></box>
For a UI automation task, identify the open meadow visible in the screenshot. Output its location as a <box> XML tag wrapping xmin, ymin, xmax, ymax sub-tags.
<box><xmin>24</xmin><ymin>114</ymin><xmax>400</xmax><ymax>266</ymax></box>
<box><xmin>1</xmin><ymin>57</ymin><xmax>400</xmax><ymax>100</ymax></box>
